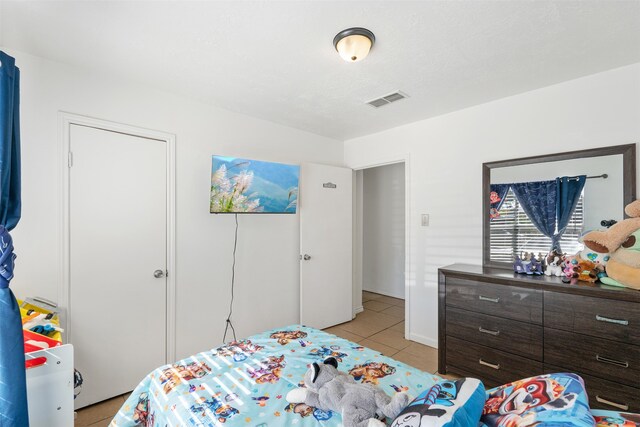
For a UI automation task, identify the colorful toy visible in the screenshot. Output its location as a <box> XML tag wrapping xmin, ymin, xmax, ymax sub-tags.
<box><xmin>286</xmin><ymin>357</ymin><xmax>409</xmax><ymax>427</ymax></box>
<box><xmin>583</xmin><ymin>200</ymin><xmax>640</xmax><ymax>290</ymax></box>
<box><xmin>577</xmin><ymin>240</ymin><xmax>610</xmax><ymax>267</ymax></box>
<box><xmin>545</xmin><ymin>250</ymin><xmax>566</xmax><ymax>277</ymax></box>
<box><xmin>22</xmin><ymin>311</ymin><xmax>64</xmax><ymax>337</ymax></box>
<box><xmin>562</xmin><ymin>256</ymin><xmax>604</xmax><ymax>283</ymax></box>
<box><xmin>513</xmin><ymin>252</ymin><xmax>544</xmax><ymax>275</ymax></box>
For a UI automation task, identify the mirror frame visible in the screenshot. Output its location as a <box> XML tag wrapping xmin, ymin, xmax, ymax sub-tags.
<box><xmin>482</xmin><ymin>143</ymin><xmax>637</xmax><ymax>269</ymax></box>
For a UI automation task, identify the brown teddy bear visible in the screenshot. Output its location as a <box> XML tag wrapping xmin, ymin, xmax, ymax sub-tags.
<box><xmin>583</xmin><ymin>200</ymin><xmax>640</xmax><ymax>290</ymax></box>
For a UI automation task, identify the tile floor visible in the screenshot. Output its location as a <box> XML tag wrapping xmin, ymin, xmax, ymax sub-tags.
<box><xmin>75</xmin><ymin>392</ymin><xmax>129</xmax><ymax>426</ymax></box>
<box><xmin>325</xmin><ymin>291</ymin><xmax>439</xmax><ymax>374</ymax></box>
<box><xmin>75</xmin><ymin>290</ymin><xmax>443</xmax><ymax>426</ymax></box>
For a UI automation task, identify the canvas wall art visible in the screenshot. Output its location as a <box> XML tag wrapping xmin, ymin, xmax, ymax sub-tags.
<box><xmin>210</xmin><ymin>156</ymin><xmax>300</xmax><ymax>214</ymax></box>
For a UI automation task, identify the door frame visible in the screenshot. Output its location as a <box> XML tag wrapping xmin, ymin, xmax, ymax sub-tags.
<box><xmin>58</xmin><ymin>112</ymin><xmax>177</xmax><ymax>362</ymax></box>
<box><xmin>350</xmin><ymin>154</ymin><xmax>411</xmax><ymax>341</ymax></box>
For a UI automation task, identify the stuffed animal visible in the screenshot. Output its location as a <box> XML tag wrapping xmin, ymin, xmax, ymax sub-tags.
<box><xmin>286</xmin><ymin>357</ymin><xmax>409</xmax><ymax>427</ymax></box>
<box><xmin>562</xmin><ymin>256</ymin><xmax>603</xmax><ymax>283</ymax></box>
<box><xmin>513</xmin><ymin>252</ymin><xmax>544</xmax><ymax>275</ymax></box>
<box><xmin>577</xmin><ymin>241</ymin><xmax>610</xmax><ymax>267</ymax></box>
<box><xmin>583</xmin><ymin>200</ymin><xmax>640</xmax><ymax>290</ymax></box>
<box><xmin>545</xmin><ymin>250</ymin><xmax>566</xmax><ymax>277</ymax></box>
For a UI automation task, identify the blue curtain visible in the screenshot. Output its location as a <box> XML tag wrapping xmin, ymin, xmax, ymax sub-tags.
<box><xmin>0</xmin><ymin>51</ymin><xmax>28</xmax><ymax>426</ymax></box>
<box><xmin>489</xmin><ymin>184</ymin><xmax>510</xmax><ymax>217</ymax></box>
<box><xmin>554</xmin><ymin>175</ymin><xmax>586</xmax><ymax>251</ymax></box>
<box><xmin>511</xmin><ymin>180</ymin><xmax>557</xmax><ymax>245</ymax></box>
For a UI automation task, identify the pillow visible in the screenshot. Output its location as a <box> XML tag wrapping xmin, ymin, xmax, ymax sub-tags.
<box><xmin>591</xmin><ymin>410</ymin><xmax>640</xmax><ymax>427</ymax></box>
<box><xmin>390</xmin><ymin>378</ymin><xmax>485</xmax><ymax>427</ymax></box>
<box><xmin>480</xmin><ymin>373</ymin><xmax>595</xmax><ymax>427</ymax></box>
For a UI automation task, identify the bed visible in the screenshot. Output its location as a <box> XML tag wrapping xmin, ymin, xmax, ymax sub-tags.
<box><xmin>109</xmin><ymin>325</ymin><xmax>638</xmax><ymax>426</ymax></box>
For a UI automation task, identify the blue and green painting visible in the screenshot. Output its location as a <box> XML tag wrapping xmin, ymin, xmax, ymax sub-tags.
<box><xmin>210</xmin><ymin>156</ymin><xmax>300</xmax><ymax>213</ymax></box>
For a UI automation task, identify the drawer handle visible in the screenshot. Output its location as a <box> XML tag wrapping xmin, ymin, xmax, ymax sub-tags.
<box><xmin>595</xmin><ymin>395</ymin><xmax>629</xmax><ymax>411</ymax></box>
<box><xmin>596</xmin><ymin>315</ymin><xmax>629</xmax><ymax>326</ymax></box>
<box><xmin>478</xmin><ymin>295</ymin><xmax>500</xmax><ymax>303</ymax></box>
<box><xmin>596</xmin><ymin>354</ymin><xmax>629</xmax><ymax>368</ymax></box>
<box><xmin>478</xmin><ymin>327</ymin><xmax>500</xmax><ymax>336</ymax></box>
<box><xmin>478</xmin><ymin>359</ymin><xmax>500</xmax><ymax>370</ymax></box>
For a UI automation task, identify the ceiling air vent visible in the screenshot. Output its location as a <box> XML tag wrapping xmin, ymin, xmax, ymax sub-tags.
<box><xmin>366</xmin><ymin>91</ymin><xmax>408</xmax><ymax>108</ymax></box>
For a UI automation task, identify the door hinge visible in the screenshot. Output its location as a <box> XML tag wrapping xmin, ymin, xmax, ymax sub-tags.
<box><xmin>68</xmin><ymin>152</ymin><xmax>73</xmax><ymax>168</ymax></box>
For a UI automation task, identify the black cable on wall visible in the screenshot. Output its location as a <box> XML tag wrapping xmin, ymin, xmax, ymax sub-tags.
<box><xmin>222</xmin><ymin>213</ymin><xmax>239</xmax><ymax>343</ymax></box>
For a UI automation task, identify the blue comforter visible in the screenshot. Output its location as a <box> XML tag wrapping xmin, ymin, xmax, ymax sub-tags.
<box><xmin>110</xmin><ymin>325</ymin><xmax>441</xmax><ymax>426</ymax></box>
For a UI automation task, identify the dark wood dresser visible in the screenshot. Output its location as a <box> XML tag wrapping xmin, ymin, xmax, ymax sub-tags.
<box><xmin>438</xmin><ymin>264</ymin><xmax>640</xmax><ymax>413</ymax></box>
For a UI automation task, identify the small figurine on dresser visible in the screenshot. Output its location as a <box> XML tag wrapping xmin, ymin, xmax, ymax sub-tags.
<box><xmin>513</xmin><ymin>252</ymin><xmax>544</xmax><ymax>275</ymax></box>
<box><xmin>544</xmin><ymin>250</ymin><xmax>566</xmax><ymax>277</ymax></box>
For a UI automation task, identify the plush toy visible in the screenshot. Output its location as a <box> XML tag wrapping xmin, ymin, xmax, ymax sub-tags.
<box><xmin>562</xmin><ymin>256</ymin><xmax>603</xmax><ymax>283</ymax></box>
<box><xmin>286</xmin><ymin>357</ymin><xmax>409</xmax><ymax>427</ymax></box>
<box><xmin>513</xmin><ymin>252</ymin><xmax>544</xmax><ymax>275</ymax></box>
<box><xmin>583</xmin><ymin>200</ymin><xmax>640</xmax><ymax>290</ymax></box>
<box><xmin>544</xmin><ymin>250</ymin><xmax>566</xmax><ymax>277</ymax></box>
<box><xmin>577</xmin><ymin>240</ymin><xmax>610</xmax><ymax>267</ymax></box>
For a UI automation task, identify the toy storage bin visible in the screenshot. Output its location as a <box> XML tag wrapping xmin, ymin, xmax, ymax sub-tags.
<box><xmin>25</xmin><ymin>344</ymin><xmax>74</xmax><ymax>427</ymax></box>
<box><xmin>20</xmin><ymin>296</ymin><xmax>75</xmax><ymax>427</ymax></box>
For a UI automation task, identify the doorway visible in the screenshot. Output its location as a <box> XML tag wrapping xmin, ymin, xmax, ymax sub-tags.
<box><xmin>60</xmin><ymin>114</ymin><xmax>176</xmax><ymax>409</ymax></box>
<box><xmin>362</xmin><ymin>163</ymin><xmax>405</xmax><ymax>299</ymax></box>
<box><xmin>353</xmin><ymin>161</ymin><xmax>407</xmax><ymax>333</ymax></box>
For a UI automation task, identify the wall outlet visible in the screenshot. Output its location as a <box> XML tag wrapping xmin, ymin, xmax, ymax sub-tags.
<box><xmin>421</xmin><ymin>214</ymin><xmax>429</xmax><ymax>226</ymax></box>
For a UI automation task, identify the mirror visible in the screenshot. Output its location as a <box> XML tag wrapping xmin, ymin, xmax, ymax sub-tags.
<box><xmin>483</xmin><ymin>144</ymin><xmax>636</xmax><ymax>268</ymax></box>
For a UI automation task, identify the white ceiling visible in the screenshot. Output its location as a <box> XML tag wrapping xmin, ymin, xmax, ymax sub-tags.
<box><xmin>1</xmin><ymin>1</ymin><xmax>639</xmax><ymax>140</ymax></box>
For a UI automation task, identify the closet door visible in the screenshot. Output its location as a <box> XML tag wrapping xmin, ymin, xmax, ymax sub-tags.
<box><xmin>69</xmin><ymin>124</ymin><xmax>167</xmax><ymax>408</ymax></box>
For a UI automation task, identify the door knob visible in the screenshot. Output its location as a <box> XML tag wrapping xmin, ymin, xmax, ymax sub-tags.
<box><xmin>303</xmin><ymin>254</ymin><xmax>311</xmax><ymax>261</ymax></box>
<box><xmin>154</xmin><ymin>270</ymin><xmax>165</xmax><ymax>278</ymax></box>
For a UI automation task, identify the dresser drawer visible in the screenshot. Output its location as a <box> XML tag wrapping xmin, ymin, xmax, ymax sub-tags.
<box><xmin>545</xmin><ymin>292</ymin><xmax>640</xmax><ymax>345</ymax></box>
<box><xmin>445</xmin><ymin>336</ymin><xmax>542</xmax><ymax>387</ymax></box>
<box><xmin>544</xmin><ymin>364</ymin><xmax>640</xmax><ymax>413</ymax></box>
<box><xmin>445</xmin><ymin>278</ymin><xmax>542</xmax><ymax>324</ymax></box>
<box><xmin>446</xmin><ymin>307</ymin><xmax>543</xmax><ymax>360</ymax></box>
<box><xmin>544</xmin><ymin>328</ymin><xmax>640</xmax><ymax>388</ymax></box>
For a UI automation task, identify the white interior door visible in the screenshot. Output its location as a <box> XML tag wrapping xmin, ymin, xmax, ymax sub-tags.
<box><xmin>69</xmin><ymin>124</ymin><xmax>167</xmax><ymax>408</ymax></box>
<box><xmin>300</xmin><ymin>163</ymin><xmax>353</xmax><ymax>329</ymax></box>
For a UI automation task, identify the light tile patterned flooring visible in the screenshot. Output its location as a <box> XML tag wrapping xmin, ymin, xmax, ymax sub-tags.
<box><xmin>326</xmin><ymin>291</ymin><xmax>439</xmax><ymax>374</ymax></box>
<box><xmin>75</xmin><ymin>290</ymin><xmax>442</xmax><ymax>426</ymax></box>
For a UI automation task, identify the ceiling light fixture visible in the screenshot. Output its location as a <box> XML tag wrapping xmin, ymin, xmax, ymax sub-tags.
<box><xmin>333</xmin><ymin>27</ymin><xmax>375</xmax><ymax>63</ymax></box>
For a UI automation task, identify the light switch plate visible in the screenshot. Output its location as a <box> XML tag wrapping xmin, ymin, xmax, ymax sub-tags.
<box><xmin>421</xmin><ymin>214</ymin><xmax>429</xmax><ymax>226</ymax></box>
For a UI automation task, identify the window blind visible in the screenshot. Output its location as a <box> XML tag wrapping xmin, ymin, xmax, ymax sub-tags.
<box><xmin>490</xmin><ymin>188</ymin><xmax>584</xmax><ymax>262</ymax></box>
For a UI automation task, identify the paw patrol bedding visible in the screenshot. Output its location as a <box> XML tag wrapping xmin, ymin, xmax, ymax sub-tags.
<box><xmin>109</xmin><ymin>325</ymin><xmax>442</xmax><ymax>427</ymax></box>
<box><xmin>480</xmin><ymin>373</ymin><xmax>595</xmax><ymax>427</ymax></box>
<box><xmin>592</xmin><ymin>410</ymin><xmax>640</xmax><ymax>426</ymax></box>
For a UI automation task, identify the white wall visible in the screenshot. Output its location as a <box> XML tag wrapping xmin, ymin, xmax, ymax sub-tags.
<box><xmin>344</xmin><ymin>63</ymin><xmax>640</xmax><ymax>348</ymax></box>
<box><xmin>4</xmin><ymin>48</ymin><xmax>344</xmax><ymax>359</ymax></box>
<box><xmin>362</xmin><ymin>163</ymin><xmax>405</xmax><ymax>298</ymax></box>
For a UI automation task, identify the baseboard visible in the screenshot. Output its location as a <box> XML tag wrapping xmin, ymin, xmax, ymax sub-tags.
<box><xmin>352</xmin><ymin>305</ymin><xmax>364</xmax><ymax>318</ymax></box>
<box><xmin>409</xmin><ymin>332</ymin><xmax>438</xmax><ymax>349</ymax></box>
